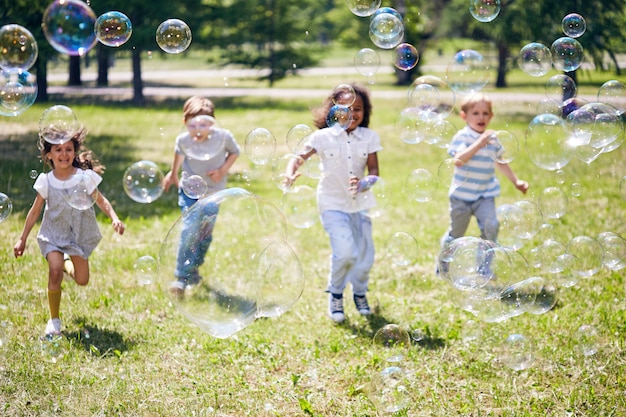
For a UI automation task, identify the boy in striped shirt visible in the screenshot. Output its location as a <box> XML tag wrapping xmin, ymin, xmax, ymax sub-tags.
<box><xmin>441</xmin><ymin>93</ymin><xmax>529</xmax><ymax>252</ymax></box>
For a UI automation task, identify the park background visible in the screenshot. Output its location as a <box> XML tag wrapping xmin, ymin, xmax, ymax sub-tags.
<box><xmin>1</xmin><ymin>0</ymin><xmax>625</xmax><ymax>416</ymax></box>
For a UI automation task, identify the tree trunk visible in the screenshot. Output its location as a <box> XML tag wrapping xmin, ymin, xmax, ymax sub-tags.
<box><xmin>68</xmin><ymin>56</ymin><xmax>81</xmax><ymax>86</ymax></box>
<box><xmin>35</xmin><ymin>57</ymin><xmax>48</xmax><ymax>103</ymax></box>
<box><xmin>97</xmin><ymin>45</ymin><xmax>109</xmax><ymax>87</ymax></box>
<box><xmin>495</xmin><ymin>41</ymin><xmax>508</xmax><ymax>88</ymax></box>
<box><xmin>132</xmin><ymin>48</ymin><xmax>145</xmax><ymax>105</ymax></box>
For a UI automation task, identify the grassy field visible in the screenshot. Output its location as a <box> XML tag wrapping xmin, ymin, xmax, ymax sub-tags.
<box><xmin>0</xmin><ymin>63</ymin><xmax>625</xmax><ymax>416</ymax></box>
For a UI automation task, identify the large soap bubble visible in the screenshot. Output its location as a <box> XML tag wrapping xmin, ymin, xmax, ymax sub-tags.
<box><xmin>346</xmin><ymin>0</ymin><xmax>382</xmax><ymax>17</ymax></box>
<box><xmin>538</xmin><ymin>186</ymin><xmax>568</xmax><ymax>220</ymax></box>
<box><xmin>122</xmin><ymin>160</ymin><xmax>164</xmax><ymax>204</ymax></box>
<box><xmin>567</xmin><ymin>235</ymin><xmax>604</xmax><ymax>277</ymax></box>
<box><xmin>0</xmin><ymin>192</ymin><xmax>12</xmax><ymax>223</ymax></box>
<box><xmin>62</xmin><ymin>170</ymin><xmax>99</xmax><ymax>210</ymax></box>
<box><xmin>42</xmin><ymin>0</ymin><xmax>97</xmax><ymax>56</ymax></box>
<box><xmin>545</xmin><ymin>74</ymin><xmax>577</xmax><ymax>103</ymax></box>
<box><xmin>156</xmin><ymin>19</ymin><xmax>192</xmax><ymax>54</ymax></box>
<box><xmin>384</xmin><ymin>231</ymin><xmax>418</xmax><ymax>266</ymax></box>
<box><xmin>597</xmin><ymin>80</ymin><xmax>625</xmax><ymax>115</ymax></box>
<box><xmin>159</xmin><ymin>188</ymin><xmax>303</xmax><ymax>338</ymax></box>
<box><xmin>551</xmin><ymin>37</ymin><xmax>584</xmax><ymax>72</ymax></box>
<box><xmin>0</xmin><ymin>24</ymin><xmax>38</xmax><ymax>71</ymax></box>
<box><xmin>354</xmin><ymin>48</ymin><xmax>381</xmax><ymax>78</ymax></box>
<box><xmin>446</xmin><ymin>50</ymin><xmax>490</xmax><ymax>94</ymax></box>
<box><xmin>245</xmin><ymin>127</ymin><xmax>277</xmax><ymax>166</ymax></box>
<box><xmin>369</xmin><ymin>9</ymin><xmax>404</xmax><ymax>49</ymax></box>
<box><xmin>596</xmin><ymin>232</ymin><xmax>626</xmax><ymax>271</ymax></box>
<box><xmin>280</xmin><ymin>184</ymin><xmax>318</xmax><ymax>229</ymax></box>
<box><xmin>39</xmin><ymin>105</ymin><xmax>80</xmax><ymax>144</ymax></box>
<box><xmin>394</xmin><ymin>43</ymin><xmax>419</xmax><ymax>71</ymax></box>
<box><xmin>562</xmin><ymin>13</ymin><xmax>586</xmax><ymax>38</ymax></box>
<box><xmin>95</xmin><ymin>11</ymin><xmax>133</xmax><ymax>47</ymax></box>
<box><xmin>367</xmin><ymin>365</ymin><xmax>411</xmax><ymax>414</ymax></box>
<box><xmin>525</xmin><ymin>113</ymin><xmax>574</xmax><ymax>171</ymax></box>
<box><xmin>407</xmin><ymin>75</ymin><xmax>455</xmax><ymax>118</ymax></box>
<box><xmin>579</xmin><ymin>102</ymin><xmax>624</xmax><ymax>149</ymax></box>
<box><xmin>0</xmin><ymin>69</ymin><xmax>37</xmax><ymax>117</ymax></box>
<box><xmin>497</xmin><ymin>334</ymin><xmax>534</xmax><ymax>371</ymax></box>
<box><xmin>405</xmin><ymin>168</ymin><xmax>437</xmax><ymax>203</ymax></box>
<box><xmin>518</xmin><ymin>42</ymin><xmax>552</xmax><ymax>77</ymax></box>
<box><xmin>469</xmin><ymin>0</ymin><xmax>501</xmax><ymax>23</ymax></box>
<box><xmin>373</xmin><ymin>324</ymin><xmax>411</xmax><ymax>363</ymax></box>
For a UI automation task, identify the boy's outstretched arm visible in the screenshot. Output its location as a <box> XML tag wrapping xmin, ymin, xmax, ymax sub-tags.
<box><xmin>496</xmin><ymin>163</ymin><xmax>529</xmax><ymax>194</ymax></box>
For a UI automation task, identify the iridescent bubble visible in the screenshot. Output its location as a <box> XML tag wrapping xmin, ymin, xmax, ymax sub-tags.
<box><xmin>405</xmin><ymin>168</ymin><xmax>437</xmax><ymax>203</ymax></box>
<box><xmin>0</xmin><ymin>24</ymin><xmax>38</xmax><ymax>71</ymax></box>
<box><xmin>326</xmin><ymin>104</ymin><xmax>352</xmax><ymax>131</ymax></box>
<box><xmin>545</xmin><ymin>74</ymin><xmax>577</xmax><ymax>103</ymax></box>
<box><xmin>29</xmin><ymin>170</ymin><xmax>38</xmax><ymax>179</ymax></box>
<box><xmin>156</xmin><ymin>19</ymin><xmax>192</xmax><ymax>54</ymax></box>
<box><xmin>368</xmin><ymin>366</ymin><xmax>411</xmax><ymax>414</ymax></box>
<box><xmin>159</xmin><ymin>188</ymin><xmax>303</xmax><ymax>337</ymax></box>
<box><xmin>518</xmin><ymin>42</ymin><xmax>552</xmax><ymax>77</ymax></box>
<box><xmin>42</xmin><ymin>0</ymin><xmax>97</xmax><ymax>56</ymax></box>
<box><xmin>373</xmin><ymin>324</ymin><xmax>411</xmax><ymax>362</ymax></box>
<box><xmin>39</xmin><ymin>105</ymin><xmax>80</xmax><ymax>144</ymax></box>
<box><xmin>565</xmin><ymin>108</ymin><xmax>594</xmax><ymax>147</ymax></box>
<box><xmin>369</xmin><ymin>10</ymin><xmax>404</xmax><ymax>49</ymax></box>
<box><xmin>596</xmin><ymin>232</ymin><xmax>626</xmax><ymax>271</ymax></box>
<box><xmin>562</xmin><ymin>13</ymin><xmax>586</xmax><ymax>38</ymax></box>
<box><xmin>576</xmin><ymin>324</ymin><xmax>599</xmax><ymax>356</ymax></box>
<box><xmin>0</xmin><ymin>69</ymin><xmax>37</xmax><ymax>117</ymax></box>
<box><xmin>133</xmin><ymin>255</ymin><xmax>157</xmax><ymax>286</ymax></box>
<box><xmin>180</xmin><ymin>172</ymin><xmax>208</xmax><ymax>199</ymax></box>
<box><xmin>281</xmin><ymin>184</ymin><xmax>318</xmax><ymax>229</ymax></box>
<box><xmin>488</xmin><ymin>130</ymin><xmax>519</xmax><ymax>163</ymax></box>
<box><xmin>62</xmin><ymin>170</ymin><xmax>99</xmax><ymax>210</ymax></box>
<box><xmin>439</xmin><ymin>236</ymin><xmax>498</xmax><ymax>291</ymax></box>
<box><xmin>526</xmin><ymin>279</ymin><xmax>558</xmax><ymax>315</ymax></box>
<box><xmin>551</xmin><ymin>37</ymin><xmax>584</xmax><ymax>72</ymax></box>
<box><xmin>384</xmin><ymin>231</ymin><xmax>418</xmax><ymax>266</ymax></box>
<box><xmin>0</xmin><ymin>192</ymin><xmax>12</xmax><ymax>223</ymax></box>
<box><xmin>408</xmin><ymin>75</ymin><xmax>455</xmax><ymax>118</ymax></box>
<box><xmin>538</xmin><ymin>186</ymin><xmax>568</xmax><ymax>220</ymax></box>
<box><xmin>580</xmin><ymin>102</ymin><xmax>624</xmax><ymax>149</ymax></box>
<box><xmin>497</xmin><ymin>333</ymin><xmax>534</xmax><ymax>371</ymax></box>
<box><xmin>567</xmin><ymin>235</ymin><xmax>604</xmax><ymax>277</ymax></box>
<box><xmin>500</xmin><ymin>276</ymin><xmax>543</xmax><ymax>318</ymax></box>
<box><xmin>446</xmin><ymin>49</ymin><xmax>490</xmax><ymax>94</ymax></box>
<box><xmin>393</xmin><ymin>43</ymin><xmax>419</xmax><ymax>71</ymax></box>
<box><xmin>245</xmin><ymin>127</ymin><xmax>276</xmax><ymax>166</ymax></box>
<box><xmin>178</xmin><ymin>115</ymin><xmax>219</xmax><ymax>161</ymax></box>
<box><xmin>345</xmin><ymin>0</ymin><xmax>382</xmax><ymax>17</ymax></box>
<box><xmin>525</xmin><ymin>113</ymin><xmax>574</xmax><ymax>171</ymax></box>
<box><xmin>286</xmin><ymin>123</ymin><xmax>313</xmax><ymax>153</ymax></box>
<box><xmin>122</xmin><ymin>160</ymin><xmax>164</xmax><ymax>204</ymax></box>
<box><xmin>597</xmin><ymin>80</ymin><xmax>626</xmax><ymax>115</ymax></box>
<box><xmin>395</xmin><ymin>107</ymin><xmax>422</xmax><ymax>144</ymax></box>
<box><xmin>354</xmin><ymin>48</ymin><xmax>381</xmax><ymax>77</ymax></box>
<box><xmin>469</xmin><ymin>0</ymin><xmax>501</xmax><ymax>23</ymax></box>
<box><xmin>428</xmin><ymin>117</ymin><xmax>457</xmax><ymax>148</ymax></box>
<box><xmin>95</xmin><ymin>11</ymin><xmax>133</xmax><ymax>47</ymax></box>
<box><xmin>561</xmin><ymin>96</ymin><xmax>588</xmax><ymax>118</ymax></box>
<box><xmin>331</xmin><ymin>83</ymin><xmax>356</xmax><ymax>107</ymax></box>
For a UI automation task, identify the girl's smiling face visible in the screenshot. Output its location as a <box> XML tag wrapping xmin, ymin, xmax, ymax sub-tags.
<box><xmin>46</xmin><ymin>141</ymin><xmax>76</xmax><ymax>170</ymax></box>
<box><xmin>347</xmin><ymin>95</ymin><xmax>364</xmax><ymax>133</ymax></box>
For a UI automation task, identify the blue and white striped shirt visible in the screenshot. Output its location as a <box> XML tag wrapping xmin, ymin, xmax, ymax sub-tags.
<box><xmin>448</xmin><ymin>126</ymin><xmax>504</xmax><ymax>202</ymax></box>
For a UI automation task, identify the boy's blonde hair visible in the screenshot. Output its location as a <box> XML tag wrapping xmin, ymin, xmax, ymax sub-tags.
<box><xmin>460</xmin><ymin>92</ymin><xmax>492</xmax><ymax>113</ymax></box>
<box><xmin>183</xmin><ymin>96</ymin><xmax>215</xmax><ymax>121</ymax></box>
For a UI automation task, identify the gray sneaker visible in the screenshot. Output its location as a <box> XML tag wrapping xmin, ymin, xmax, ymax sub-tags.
<box><xmin>353</xmin><ymin>294</ymin><xmax>372</xmax><ymax>316</ymax></box>
<box><xmin>328</xmin><ymin>293</ymin><xmax>345</xmax><ymax>323</ymax></box>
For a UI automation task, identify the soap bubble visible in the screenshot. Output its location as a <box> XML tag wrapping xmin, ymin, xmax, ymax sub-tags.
<box><xmin>394</xmin><ymin>43</ymin><xmax>419</xmax><ymax>71</ymax></box>
<box><xmin>39</xmin><ymin>105</ymin><xmax>81</xmax><ymax>144</ymax></box>
<box><xmin>518</xmin><ymin>42</ymin><xmax>552</xmax><ymax>77</ymax></box>
<box><xmin>469</xmin><ymin>0</ymin><xmax>501</xmax><ymax>23</ymax></box>
<box><xmin>438</xmin><ymin>158</ymin><xmax>465</xmax><ymax>191</ymax></box>
<box><xmin>580</xmin><ymin>102</ymin><xmax>624</xmax><ymax>149</ymax></box>
<box><xmin>405</xmin><ymin>168</ymin><xmax>437</xmax><ymax>203</ymax></box>
<box><xmin>550</xmin><ymin>253</ymin><xmax>579</xmax><ymax>288</ymax></box>
<box><xmin>133</xmin><ymin>255</ymin><xmax>157</xmax><ymax>286</ymax></box>
<box><xmin>438</xmin><ymin>236</ymin><xmax>498</xmax><ymax>291</ymax></box>
<box><xmin>408</xmin><ymin>75</ymin><xmax>455</xmax><ymax>118</ymax></box>
<box><xmin>42</xmin><ymin>0</ymin><xmax>97</xmax><ymax>56</ymax></box>
<box><xmin>159</xmin><ymin>188</ymin><xmax>303</xmax><ymax>338</ymax></box>
<box><xmin>565</xmin><ymin>108</ymin><xmax>594</xmax><ymax>147</ymax></box>
<box><xmin>0</xmin><ymin>24</ymin><xmax>38</xmax><ymax>71</ymax></box>
<box><xmin>525</xmin><ymin>113</ymin><xmax>574</xmax><ymax>171</ymax></box>
<box><xmin>373</xmin><ymin>324</ymin><xmax>411</xmax><ymax>362</ymax></box>
<box><xmin>326</xmin><ymin>104</ymin><xmax>352</xmax><ymax>131</ymax></box>
<box><xmin>460</xmin><ymin>319</ymin><xmax>482</xmax><ymax>343</ymax></box>
<box><xmin>596</xmin><ymin>232</ymin><xmax>626</xmax><ymax>271</ymax></box>
<box><xmin>551</xmin><ymin>37</ymin><xmax>584</xmax><ymax>72</ymax></box>
<box><xmin>384</xmin><ymin>232</ymin><xmax>418</xmax><ymax>266</ymax></box>
<box><xmin>29</xmin><ymin>170</ymin><xmax>38</xmax><ymax>179</ymax></box>
<box><xmin>123</xmin><ymin>160</ymin><xmax>164</xmax><ymax>204</ymax></box>
<box><xmin>354</xmin><ymin>48</ymin><xmax>381</xmax><ymax>77</ymax></box>
<box><xmin>497</xmin><ymin>333</ymin><xmax>534</xmax><ymax>371</ymax></box>
<box><xmin>95</xmin><ymin>11</ymin><xmax>132</xmax><ymax>47</ymax></box>
<box><xmin>562</xmin><ymin>96</ymin><xmax>588</xmax><ymax>118</ymax></box>
<box><xmin>331</xmin><ymin>83</ymin><xmax>357</xmax><ymax>107</ymax></box>
<box><xmin>369</xmin><ymin>9</ymin><xmax>404</xmax><ymax>49</ymax></box>
<box><xmin>180</xmin><ymin>172</ymin><xmax>208</xmax><ymax>199</ymax></box>
<box><xmin>156</xmin><ymin>19</ymin><xmax>192</xmax><ymax>54</ymax></box>
<box><xmin>567</xmin><ymin>235</ymin><xmax>604</xmax><ymax>277</ymax></box>
<box><xmin>245</xmin><ymin>127</ymin><xmax>276</xmax><ymax>166</ymax></box>
<box><xmin>0</xmin><ymin>69</ymin><xmax>37</xmax><ymax>116</ymax></box>
<box><xmin>525</xmin><ymin>279</ymin><xmax>558</xmax><ymax>315</ymax></box>
<box><xmin>62</xmin><ymin>171</ymin><xmax>99</xmax><ymax>210</ymax></box>
<box><xmin>356</xmin><ymin>175</ymin><xmax>388</xmax><ymax>218</ymax></box>
<box><xmin>597</xmin><ymin>80</ymin><xmax>625</xmax><ymax>115</ymax></box>
<box><xmin>500</xmin><ymin>277</ymin><xmax>544</xmax><ymax>317</ymax></box>
<box><xmin>575</xmin><ymin>143</ymin><xmax>602</xmax><ymax>165</ymax></box>
<box><xmin>576</xmin><ymin>324</ymin><xmax>599</xmax><ymax>356</ymax></box>
<box><xmin>179</xmin><ymin>115</ymin><xmax>220</xmax><ymax>161</ymax></box>
<box><xmin>271</xmin><ymin>153</ymin><xmax>302</xmax><ymax>192</ymax></box>
<box><xmin>0</xmin><ymin>192</ymin><xmax>12</xmax><ymax>223</ymax></box>
<box><xmin>488</xmin><ymin>130</ymin><xmax>519</xmax><ymax>163</ymax></box>
<box><xmin>513</xmin><ymin>200</ymin><xmax>542</xmax><ymax>239</ymax></box>
<box><xmin>286</xmin><ymin>123</ymin><xmax>313</xmax><ymax>153</ymax></box>
<box><xmin>545</xmin><ymin>74</ymin><xmax>577</xmax><ymax>103</ymax></box>
<box><xmin>562</xmin><ymin>13</ymin><xmax>586</xmax><ymax>38</ymax></box>
<box><xmin>346</xmin><ymin>0</ymin><xmax>382</xmax><ymax>17</ymax></box>
<box><xmin>496</xmin><ymin>204</ymin><xmax>526</xmax><ymax>250</ymax></box>
<box><xmin>446</xmin><ymin>49</ymin><xmax>490</xmax><ymax>94</ymax></box>
<box><xmin>280</xmin><ymin>184</ymin><xmax>318</xmax><ymax>229</ymax></box>
<box><xmin>368</xmin><ymin>366</ymin><xmax>411</xmax><ymax>414</ymax></box>
<box><xmin>40</xmin><ymin>334</ymin><xmax>66</xmax><ymax>363</ymax></box>
<box><xmin>538</xmin><ymin>186</ymin><xmax>568</xmax><ymax>220</ymax></box>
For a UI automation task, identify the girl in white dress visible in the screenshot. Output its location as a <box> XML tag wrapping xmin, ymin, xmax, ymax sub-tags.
<box><xmin>14</xmin><ymin>127</ymin><xmax>125</xmax><ymax>336</ymax></box>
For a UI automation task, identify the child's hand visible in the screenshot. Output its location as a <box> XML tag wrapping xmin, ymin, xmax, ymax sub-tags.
<box><xmin>207</xmin><ymin>168</ymin><xmax>225</xmax><ymax>183</ymax></box>
<box><xmin>13</xmin><ymin>239</ymin><xmax>26</xmax><ymax>258</ymax></box>
<box><xmin>112</xmin><ymin>219</ymin><xmax>125</xmax><ymax>235</ymax></box>
<box><xmin>480</xmin><ymin>129</ymin><xmax>496</xmax><ymax>146</ymax></box>
<box><xmin>162</xmin><ymin>171</ymin><xmax>178</xmax><ymax>192</ymax></box>
<box><xmin>515</xmin><ymin>180</ymin><xmax>529</xmax><ymax>194</ymax></box>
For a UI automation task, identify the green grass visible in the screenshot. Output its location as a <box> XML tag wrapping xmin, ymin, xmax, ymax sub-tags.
<box><xmin>0</xmin><ymin>82</ymin><xmax>625</xmax><ymax>416</ymax></box>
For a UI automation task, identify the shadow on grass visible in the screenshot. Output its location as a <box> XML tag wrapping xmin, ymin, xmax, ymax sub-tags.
<box><xmin>65</xmin><ymin>317</ymin><xmax>135</xmax><ymax>357</ymax></box>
